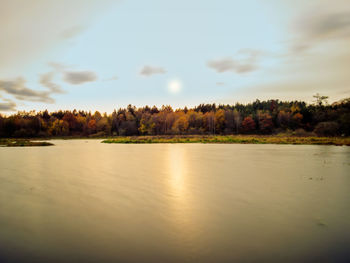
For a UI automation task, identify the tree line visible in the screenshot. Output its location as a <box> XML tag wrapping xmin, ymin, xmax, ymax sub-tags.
<box><xmin>0</xmin><ymin>97</ymin><xmax>349</xmax><ymax>138</ymax></box>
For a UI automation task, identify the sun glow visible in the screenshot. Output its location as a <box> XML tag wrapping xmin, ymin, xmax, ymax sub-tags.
<box><xmin>168</xmin><ymin>79</ymin><xmax>182</xmax><ymax>94</ymax></box>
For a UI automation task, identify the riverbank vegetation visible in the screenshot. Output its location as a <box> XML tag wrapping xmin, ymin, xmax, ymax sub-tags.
<box><xmin>1</xmin><ymin>96</ymin><xmax>349</xmax><ymax>138</ymax></box>
<box><xmin>102</xmin><ymin>135</ymin><xmax>350</xmax><ymax>146</ymax></box>
<box><xmin>0</xmin><ymin>139</ymin><xmax>53</xmax><ymax>147</ymax></box>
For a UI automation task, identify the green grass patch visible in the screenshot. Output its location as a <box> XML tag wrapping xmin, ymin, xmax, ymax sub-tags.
<box><xmin>0</xmin><ymin>139</ymin><xmax>54</xmax><ymax>147</ymax></box>
<box><xmin>102</xmin><ymin>135</ymin><xmax>350</xmax><ymax>146</ymax></box>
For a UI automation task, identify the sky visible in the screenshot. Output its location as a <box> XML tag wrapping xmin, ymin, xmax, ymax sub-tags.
<box><xmin>0</xmin><ymin>0</ymin><xmax>349</xmax><ymax>113</ymax></box>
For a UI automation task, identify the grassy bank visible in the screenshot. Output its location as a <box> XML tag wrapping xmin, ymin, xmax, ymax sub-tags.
<box><xmin>102</xmin><ymin>135</ymin><xmax>350</xmax><ymax>146</ymax></box>
<box><xmin>0</xmin><ymin>139</ymin><xmax>54</xmax><ymax>147</ymax></box>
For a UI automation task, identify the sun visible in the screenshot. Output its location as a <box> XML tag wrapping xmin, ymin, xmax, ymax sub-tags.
<box><xmin>168</xmin><ymin>79</ymin><xmax>182</xmax><ymax>94</ymax></box>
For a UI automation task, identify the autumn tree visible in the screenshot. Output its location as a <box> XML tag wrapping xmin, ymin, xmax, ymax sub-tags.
<box><xmin>233</xmin><ymin>110</ymin><xmax>241</xmax><ymax>134</ymax></box>
<box><xmin>204</xmin><ymin>112</ymin><xmax>215</xmax><ymax>134</ymax></box>
<box><xmin>187</xmin><ymin>110</ymin><xmax>203</xmax><ymax>134</ymax></box>
<box><xmin>87</xmin><ymin>119</ymin><xmax>97</xmax><ymax>134</ymax></box>
<box><xmin>277</xmin><ymin>110</ymin><xmax>291</xmax><ymax>129</ymax></box>
<box><xmin>0</xmin><ymin>97</ymin><xmax>348</xmax><ymax>137</ymax></box>
<box><xmin>172</xmin><ymin>113</ymin><xmax>189</xmax><ymax>134</ymax></box>
<box><xmin>49</xmin><ymin>119</ymin><xmax>69</xmax><ymax>136</ymax></box>
<box><xmin>292</xmin><ymin>113</ymin><xmax>303</xmax><ymax>129</ymax></box>
<box><xmin>139</xmin><ymin>113</ymin><xmax>155</xmax><ymax>135</ymax></box>
<box><xmin>241</xmin><ymin>116</ymin><xmax>256</xmax><ymax>134</ymax></box>
<box><xmin>258</xmin><ymin>112</ymin><xmax>274</xmax><ymax>134</ymax></box>
<box><xmin>215</xmin><ymin>109</ymin><xmax>226</xmax><ymax>134</ymax></box>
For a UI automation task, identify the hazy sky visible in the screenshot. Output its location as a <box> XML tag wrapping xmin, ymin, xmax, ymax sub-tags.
<box><xmin>0</xmin><ymin>0</ymin><xmax>349</xmax><ymax>113</ymax></box>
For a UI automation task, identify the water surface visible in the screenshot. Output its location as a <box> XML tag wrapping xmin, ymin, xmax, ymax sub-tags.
<box><xmin>1</xmin><ymin>140</ymin><xmax>349</xmax><ymax>262</ymax></box>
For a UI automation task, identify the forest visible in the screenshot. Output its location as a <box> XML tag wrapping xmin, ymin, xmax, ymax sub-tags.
<box><xmin>0</xmin><ymin>96</ymin><xmax>349</xmax><ymax>138</ymax></box>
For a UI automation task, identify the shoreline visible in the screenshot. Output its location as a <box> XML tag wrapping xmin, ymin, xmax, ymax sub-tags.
<box><xmin>1</xmin><ymin>135</ymin><xmax>349</xmax><ymax>147</ymax></box>
<box><xmin>101</xmin><ymin>135</ymin><xmax>350</xmax><ymax>146</ymax></box>
<box><xmin>0</xmin><ymin>139</ymin><xmax>54</xmax><ymax>147</ymax></box>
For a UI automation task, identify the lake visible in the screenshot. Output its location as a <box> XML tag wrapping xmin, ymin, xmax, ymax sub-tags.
<box><xmin>0</xmin><ymin>140</ymin><xmax>350</xmax><ymax>262</ymax></box>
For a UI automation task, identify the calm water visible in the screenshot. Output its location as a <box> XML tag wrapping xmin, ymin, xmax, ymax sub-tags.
<box><xmin>0</xmin><ymin>140</ymin><xmax>350</xmax><ymax>263</ymax></box>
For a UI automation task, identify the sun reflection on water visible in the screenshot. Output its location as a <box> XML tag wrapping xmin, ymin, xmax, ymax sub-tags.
<box><xmin>167</xmin><ymin>145</ymin><xmax>187</xmax><ymax>200</ymax></box>
<box><xmin>166</xmin><ymin>145</ymin><xmax>200</xmax><ymax>256</ymax></box>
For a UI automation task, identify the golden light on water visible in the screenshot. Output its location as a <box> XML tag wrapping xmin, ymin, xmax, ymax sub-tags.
<box><xmin>166</xmin><ymin>145</ymin><xmax>198</xmax><ymax>249</ymax></box>
<box><xmin>167</xmin><ymin>145</ymin><xmax>187</xmax><ymax>199</ymax></box>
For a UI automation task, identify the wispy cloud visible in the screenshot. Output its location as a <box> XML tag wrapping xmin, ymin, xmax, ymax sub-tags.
<box><xmin>0</xmin><ymin>77</ymin><xmax>54</xmax><ymax>103</ymax></box>
<box><xmin>40</xmin><ymin>72</ymin><xmax>65</xmax><ymax>94</ymax></box>
<box><xmin>291</xmin><ymin>8</ymin><xmax>350</xmax><ymax>52</ymax></box>
<box><xmin>48</xmin><ymin>62</ymin><xmax>98</xmax><ymax>85</ymax></box>
<box><xmin>234</xmin><ymin>45</ymin><xmax>350</xmax><ymax>103</ymax></box>
<box><xmin>139</xmin><ymin>65</ymin><xmax>166</xmax><ymax>76</ymax></box>
<box><xmin>207</xmin><ymin>49</ymin><xmax>262</xmax><ymax>74</ymax></box>
<box><xmin>0</xmin><ymin>1</ymin><xmax>115</xmax><ymax>69</ymax></box>
<box><xmin>300</xmin><ymin>11</ymin><xmax>350</xmax><ymax>40</ymax></box>
<box><xmin>0</xmin><ymin>99</ymin><xmax>16</xmax><ymax>112</ymax></box>
<box><xmin>207</xmin><ymin>58</ymin><xmax>256</xmax><ymax>73</ymax></box>
<box><xmin>63</xmin><ymin>71</ymin><xmax>98</xmax><ymax>85</ymax></box>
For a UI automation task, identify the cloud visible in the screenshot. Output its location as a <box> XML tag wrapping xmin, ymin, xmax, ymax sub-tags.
<box><xmin>48</xmin><ymin>63</ymin><xmax>98</xmax><ymax>85</ymax></box>
<box><xmin>207</xmin><ymin>58</ymin><xmax>256</xmax><ymax>74</ymax></box>
<box><xmin>63</xmin><ymin>71</ymin><xmax>98</xmax><ymax>85</ymax></box>
<box><xmin>300</xmin><ymin>12</ymin><xmax>350</xmax><ymax>40</ymax></box>
<box><xmin>291</xmin><ymin>7</ymin><xmax>350</xmax><ymax>52</ymax></box>
<box><xmin>229</xmin><ymin>49</ymin><xmax>350</xmax><ymax>104</ymax></box>
<box><xmin>0</xmin><ymin>99</ymin><xmax>16</xmax><ymax>112</ymax></box>
<box><xmin>216</xmin><ymin>82</ymin><xmax>225</xmax><ymax>86</ymax></box>
<box><xmin>139</xmin><ymin>65</ymin><xmax>166</xmax><ymax>76</ymax></box>
<box><xmin>0</xmin><ymin>77</ymin><xmax>54</xmax><ymax>103</ymax></box>
<box><xmin>60</xmin><ymin>25</ymin><xmax>86</xmax><ymax>39</ymax></box>
<box><xmin>40</xmin><ymin>72</ymin><xmax>65</xmax><ymax>94</ymax></box>
<box><xmin>207</xmin><ymin>49</ymin><xmax>262</xmax><ymax>74</ymax></box>
<box><xmin>0</xmin><ymin>0</ymin><xmax>116</xmax><ymax>69</ymax></box>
